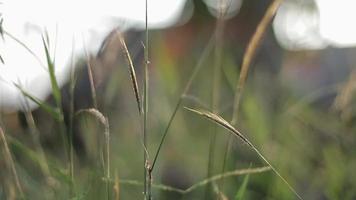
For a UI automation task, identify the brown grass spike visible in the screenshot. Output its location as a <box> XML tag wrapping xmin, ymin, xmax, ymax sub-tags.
<box><xmin>185</xmin><ymin>107</ymin><xmax>303</xmax><ymax>200</ymax></box>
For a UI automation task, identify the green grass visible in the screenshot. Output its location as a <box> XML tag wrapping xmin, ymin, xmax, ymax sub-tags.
<box><xmin>1</xmin><ymin>1</ymin><xmax>356</xmax><ymax>199</ymax></box>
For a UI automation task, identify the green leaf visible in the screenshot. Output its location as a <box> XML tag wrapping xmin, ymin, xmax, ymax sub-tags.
<box><xmin>235</xmin><ymin>174</ymin><xmax>250</xmax><ymax>200</ymax></box>
<box><xmin>14</xmin><ymin>83</ymin><xmax>61</xmax><ymax>121</ymax></box>
<box><xmin>41</xmin><ymin>34</ymin><xmax>62</xmax><ymax>109</ymax></box>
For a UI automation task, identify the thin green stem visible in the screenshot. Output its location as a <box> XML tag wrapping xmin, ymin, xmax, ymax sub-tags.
<box><xmin>0</xmin><ymin>127</ymin><xmax>25</xmax><ymax>199</ymax></box>
<box><xmin>118</xmin><ymin>166</ymin><xmax>270</xmax><ymax>195</ymax></box>
<box><xmin>149</xmin><ymin>34</ymin><xmax>216</xmax><ymax>172</ymax></box>
<box><xmin>143</xmin><ymin>0</ymin><xmax>150</xmax><ymax>199</ymax></box>
<box><xmin>3</xmin><ymin>30</ymin><xmax>46</xmax><ymax>69</ymax></box>
<box><xmin>206</xmin><ymin>1</ymin><xmax>226</xmax><ymax>198</ymax></box>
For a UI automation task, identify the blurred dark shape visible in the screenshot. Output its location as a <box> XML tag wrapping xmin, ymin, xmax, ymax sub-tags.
<box><xmin>18</xmin><ymin>30</ymin><xmax>144</xmax><ymax>162</ymax></box>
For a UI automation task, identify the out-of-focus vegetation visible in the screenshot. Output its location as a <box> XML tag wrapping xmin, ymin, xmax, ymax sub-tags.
<box><xmin>1</xmin><ymin>0</ymin><xmax>356</xmax><ymax>199</ymax></box>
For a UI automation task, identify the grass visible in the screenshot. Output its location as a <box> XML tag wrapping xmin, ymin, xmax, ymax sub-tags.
<box><xmin>0</xmin><ymin>127</ymin><xmax>24</xmax><ymax>199</ymax></box>
<box><xmin>1</xmin><ymin>0</ymin><xmax>356</xmax><ymax>199</ymax></box>
<box><xmin>184</xmin><ymin>107</ymin><xmax>302</xmax><ymax>199</ymax></box>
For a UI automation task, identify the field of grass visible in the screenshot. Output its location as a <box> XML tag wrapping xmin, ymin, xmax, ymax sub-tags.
<box><xmin>1</xmin><ymin>0</ymin><xmax>356</xmax><ymax>199</ymax></box>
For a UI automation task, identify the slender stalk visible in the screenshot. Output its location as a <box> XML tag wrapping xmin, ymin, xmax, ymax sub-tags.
<box><xmin>143</xmin><ymin>0</ymin><xmax>150</xmax><ymax>199</ymax></box>
<box><xmin>83</xmin><ymin>38</ymin><xmax>98</xmax><ymax>109</ymax></box>
<box><xmin>17</xmin><ymin>83</ymin><xmax>51</xmax><ymax>179</ymax></box>
<box><xmin>231</xmin><ymin>0</ymin><xmax>283</xmax><ymax>125</ymax></box>
<box><xmin>118</xmin><ymin>166</ymin><xmax>270</xmax><ymax>195</ymax></box>
<box><xmin>23</xmin><ymin>111</ymin><xmax>51</xmax><ymax>177</ymax></box>
<box><xmin>75</xmin><ymin>109</ymin><xmax>110</xmax><ymax>199</ymax></box>
<box><xmin>105</xmin><ymin>116</ymin><xmax>110</xmax><ymax>200</ymax></box>
<box><xmin>0</xmin><ymin>127</ymin><xmax>25</xmax><ymax>199</ymax></box>
<box><xmin>220</xmin><ymin>0</ymin><xmax>284</xmax><ymax>192</ymax></box>
<box><xmin>116</xmin><ymin>31</ymin><xmax>142</xmax><ymax>114</ymax></box>
<box><xmin>206</xmin><ymin>0</ymin><xmax>226</xmax><ymax>198</ymax></box>
<box><xmin>185</xmin><ymin>107</ymin><xmax>303</xmax><ymax>200</ymax></box>
<box><xmin>149</xmin><ymin>34</ymin><xmax>216</xmax><ymax>172</ymax></box>
<box><xmin>3</xmin><ymin>30</ymin><xmax>46</xmax><ymax>69</ymax></box>
<box><xmin>42</xmin><ymin>33</ymin><xmax>71</xmax><ymax>179</ymax></box>
<box><xmin>68</xmin><ymin>39</ymin><xmax>77</xmax><ymax>192</ymax></box>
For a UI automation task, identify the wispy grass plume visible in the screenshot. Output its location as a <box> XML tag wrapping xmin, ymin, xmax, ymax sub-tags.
<box><xmin>185</xmin><ymin>107</ymin><xmax>303</xmax><ymax>200</ymax></box>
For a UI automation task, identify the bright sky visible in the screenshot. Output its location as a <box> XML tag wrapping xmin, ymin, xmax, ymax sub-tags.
<box><xmin>0</xmin><ymin>0</ymin><xmax>188</xmax><ymax>111</ymax></box>
<box><xmin>1</xmin><ymin>0</ymin><xmax>356</xmax><ymax>111</ymax></box>
<box><xmin>273</xmin><ymin>0</ymin><xmax>356</xmax><ymax>50</ymax></box>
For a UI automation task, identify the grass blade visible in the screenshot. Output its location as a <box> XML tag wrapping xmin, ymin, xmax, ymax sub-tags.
<box><xmin>143</xmin><ymin>0</ymin><xmax>150</xmax><ymax>198</ymax></box>
<box><xmin>82</xmin><ymin>37</ymin><xmax>98</xmax><ymax>109</ymax></box>
<box><xmin>41</xmin><ymin>34</ymin><xmax>62</xmax><ymax>109</ymax></box>
<box><xmin>114</xmin><ymin>171</ymin><xmax>120</xmax><ymax>200</ymax></box>
<box><xmin>3</xmin><ymin>30</ymin><xmax>46</xmax><ymax>68</ymax></box>
<box><xmin>76</xmin><ymin>108</ymin><xmax>110</xmax><ymax>199</ymax></box>
<box><xmin>235</xmin><ymin>173</ymin><xmax>249</xmax><ymax>200</ymax></box>
<box><xmin>185</xmin><ymin>107</ymin><xmax>252</xmax><ymax>146</ymax></box>
<box><xmin>231</xmin><ymin>0</ymin><xmax>283</xmax><ymax>125</ymax></box>
<box><xmin>114</xmin><ymin>166</ymin><xmax>269</xmax><ymax>195</ymax></box>
<box><xmin>149</xmin><ymin>33</ymin><xmax>216</xmax><ymax>172</ymax></box>
<box><xmin>222</xmin><ymin>0</ymin><xmax>284</xmax><ymax>193</ymax></box>
<box><xmin>14</xmin><ymin>83</ymin><xmax>61</xmax><ymax>121</ymax></box>
<box><xmin>185</xmin><ymin>107</ymin><xmax>303</xmax><ymax>200</ymax></box>
<box><xmin>7</xmin><ymin>134</ymin><xmax>72</xmax><ymax>185</ymax></box>
<box><xmin>116</xmin><ymin>31</ymin><xmax>142</xmax><ymax>114</ymax></box>
<box><xmin>0</xmin><ymin>127</ymin><xmax>24</xmax><ymax>199</ymax></box>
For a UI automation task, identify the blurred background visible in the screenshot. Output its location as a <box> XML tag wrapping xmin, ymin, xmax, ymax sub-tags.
<box><xmin>1</xmin><ymin>0</ymin><xmax>356</xmax><ymax>199</ymax></box>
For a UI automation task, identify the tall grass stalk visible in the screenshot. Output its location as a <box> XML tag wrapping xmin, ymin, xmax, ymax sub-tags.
<box><xmin>206</xmin><ymin>0</ymin><xmax>226</xmax><ymax>198</ymax></box>
<box><xmin>0</xmin><ymin>127</ymin><xmax>25</xmax><ymax>199</ymax></box>
<box><xmin>16</xmin><ymin>83</ymin><xmax>51</xmax><ymax>179</ymax></box>
<box><xmin>83</xmin><ymin>38</ymin><xmax>98</xmax><ymax>109</ymax></box>
<box><xmin>22</xmin><ymin>111</ymin><xmax>51</xmax><ymax>177</ymax></box>
<box><xmin>231</xmin><ymin>0</ymin><xmax>283</xmax><ymax>124</ymax></box>
<box><xmin>149</xmin><ymin>33</ymin><xmax>216</xmax><ymax>172</ymax></box>
<box><xmin>75</xmin><ymin>109</ymin><xmax>110</xmax><ymax>200</ymax></box>
<box><xmin>220</xmin><ymin>0</ymin><xmax>284</xmax><ymax>192</ymax></box>
<box><xmin>41</xmin><ymin>33</ymin><xmax>73</xmax><ymax>179</ymax></box>
<box><xmin>83</xmin><ymin>36</ymin><xmax>109</xmax><ymax>191</ymax></box>
<box><xmin>68</xmin><ymin>38</ymin><xmax>77</xmax><ymax>192</ymax></box>
<box><xmin>116</xmin><ymin>31</ymin><xmax>142</xmax><ymax>114</ymax></box>
<box><xmin>143</xmin><ymin>0</ymin><xmax>150</xmax><ymax>198</ymax></box>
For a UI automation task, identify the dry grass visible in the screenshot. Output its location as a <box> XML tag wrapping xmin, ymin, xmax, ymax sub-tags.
<box><xmin>231</xmin><ymin>0</ymin><xmax>283</xmax><ymax>125</ymax></box>
<box><xmin>116</xmin><ymin>31</ymin><xmax>142</xmax><ymax>114</ymax></box>
<box><xmin>185</xmin><ymin>107</ymin><xmax>303</xmax><ymax>200</ymax></box>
